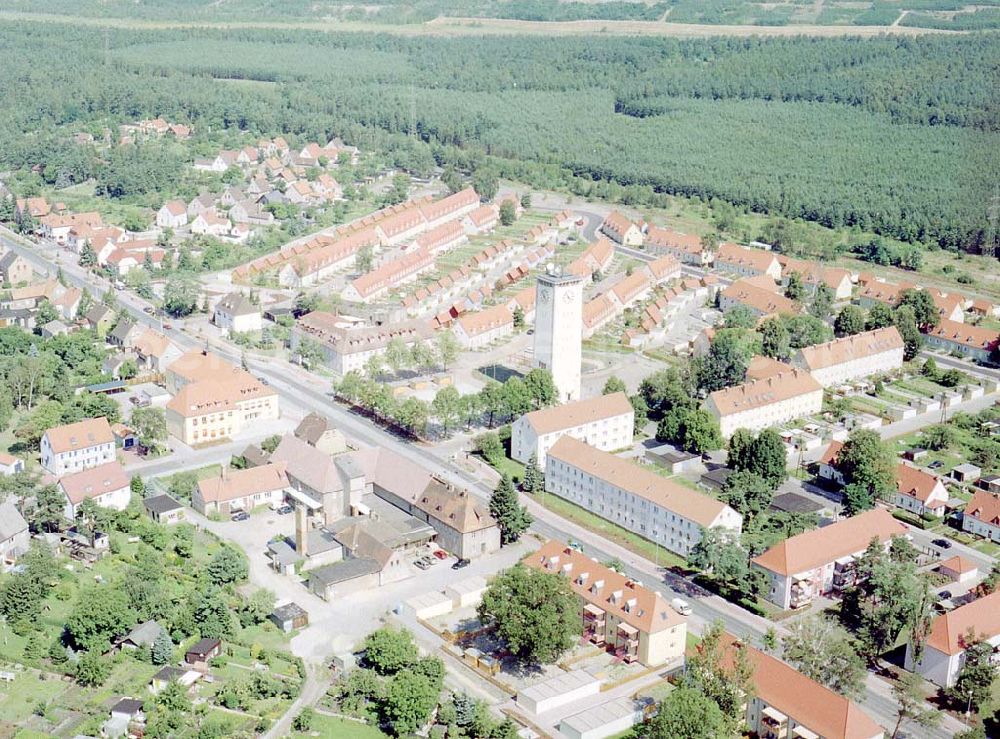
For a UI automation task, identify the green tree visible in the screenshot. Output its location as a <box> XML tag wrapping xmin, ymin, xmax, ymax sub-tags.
<box><xmin>489</xmin><ymin>474</ymin><xmax>531</xmax><ymax>545</ymax></box>
<box><xmin>946</xmin><ymin>632</ymin><xmax>997</xmax><ymax>715</ymax></box>
<box><xmin>522</xmin><ymin>453</ymin><xmax>544</xmax><ymax>495</ymax></box>
<box><xmin>151</xmin><ymin>627</ymin><xmax>173</xmax><ymax>666</ymax></box>
<box><xmin>647</xmin><ymin>686</ymin><xmax>726</xmax><ymax>739</ymax></box>
<box><xmin>834</xmin><ymin>305</ymin><xmax>867</xmax><ymax>337</ymax></box>
<box><xmin>356</xmin><ymin>242</ymin><xmax>375</xmax><ymax>273</ymax></box>
<box><xmin>512</xmin><ymin>305</ymin><xmax>525</xmax><ymax>329</ymax></box>
<box><xmin>473</xmin><ymin>431</ymin><xmax>504</xmax><ymax>466</ymax></box>
<box><xmin>680</xmin><ymin>408</ymin><xmax>723</xmax><ymax>454</ymax></box>
<box><xmin>30</xmin><ymin>484</ymin><xmax>65</xmax><ymax>532</ymax></box>
<box><xmin>894</xmin><ymin>305</ymin><xmax>923</xmax><ymax>361</ymax></box>
<box><xmin>681</xmin><ymin>622</ymin><xmax>755</xmax><ymax>736</ymax></box>
<box><xmin>723</xmin><ymin>305</ymin><xmax>757</xmax><ymax>330</ymax></box>
<box><xmin>431</xmin><ymin>386</ymin><xmax>463</xmax><ymax>434</ymax></box>
<box><xmin>498</xmin><ymin>200</ymin><xmax>516</xmax><ymax>226</ymax></box>
<box><xmin>66</xmin><ymin>586</ymin><xmax>133</xmax><ymax>652</ymax></box>
<box><xmin>784</xmin><ymin>272</ymin><xmax>807</xmax><ymax>302</ymax></box>
<box><xmin>383</xmin><ymin>669</ymin><xmax>440</xmax><ymax>736</ymax></box>
<box><xmin>781</xmin><ymin>616</ymin><xmax>865</xmax><ymax>698</ymax></box>
<box><xmin>743</xmin><ymin>428</ymin><xmax>787</xmax><ymax>489</ymax></box>
<box><xmin>759</xmin><ymin>317</ymin><xmax>790</xmax><ymax>360</ymax></box>
<box><xmin>190</xmin><ymin>587</ymin><xmax>235</xmax><ymax>639</ymax></box>
<box><xmin>206</xmin><ymin>546</ymin><xmax>247</xmax><ymax>585</ymax></box>
<box><xmin>471</xmin><ymin>168</ymin><xmax>499</xmax><ymax>201</ymax></box>
<box><xmin>726</xmin><ymin>428</ymin><xmax>755</xmax><ymax>473</ymax></box>
<box><xmin>809</xmin><ymin>283</ymin><xmax>834</xmax><ymax>320</ymax></box>
<box><xmin>840</xmin><ymin>429</ymin><xmax>896</xmax><ymax>512</ymax></box>
<box><xmin>74</xmin><ymin>651</ymin><xmax>111</xmax><ymax>687</ymax></box>
<box><xmin>79</xmin><ymin>242</ymin><xmax>97</xmax><ymax>267</ymax></box>
<box><xmin>890</xmin><ymin>671</ymin><xmax>940</xmax><ymax>739</ymax></box>
<box><xmin>477</xmin><ymin>564</ymin><xmax>578</xmax><ymax>664</ymax></box>
<box><xmin>866</xmin><ymin>302</ymin><xmax>895</xmax><ymax>330</ymax></box>
<box><xmin>721</xmin><ymin>471</ymin><xmax>774</xmax><ymax>524</ymax></box>
<box><xmin>602</xmin><ymin>375</ymin><xmax>626</xmax><ymax>395</ymax></box>
<box><xmin>292</xmin><ymin>708</ymin><xmax>315</xmax><ymax>732</ymax></box>
<box><xmin>899</xmin><ymin>288</ymin><xmax>940</xmax><ymax>328</ymax></box>
<box><xmin>363</xmin><ymin>626</ymin><xmax>419</xmax><ymax>675</ymax></box>
<box><xmin>163</xmin><ymin>276</ymin><xmax>199</xmax><ymax>317</ymax></box>
<box><xmin>523</xmin><ymin>368</ymin><xmax>557</xmax><ymax>409</ymax></box>
<box><xmin>34</xmin><ymin>300</ymin><xmax>58</xmax><ymax>327</ymax></box>
<box><xmin>925</xmin><ymin>424</ymin><xmax>955</xmax><ymax>451</ymax></box>
<box><xmin>630</xmin><ymin>394</ymin><xmax>649</xmax><ymax>434</ymax></box>
<box><xmin>697</xmin><ymin>329</ymin><xmax>755</xmax><ymax>392</ymax></box>
<box><xmin>436</xmin><ymin>330</ymin><xmax>460</xmax><ymax>370</ymax></box>
<box><xmin>385</xmin><ymin>337</ymin><xmax>411</xmax><ymax>376</ymax></box>
<box><xmin>131</xmin><ymin>406</ymin><xmax>167</xmax><ymax>444</ymax></box>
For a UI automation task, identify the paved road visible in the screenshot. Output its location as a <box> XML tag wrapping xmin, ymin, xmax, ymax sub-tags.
<box><xmin>2</xmin><ymin>226</ymin><xmax>969</xmax><ymax>737</ymax></box>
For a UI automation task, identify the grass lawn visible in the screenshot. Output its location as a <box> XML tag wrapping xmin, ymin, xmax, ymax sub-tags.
<box><xmin>530</xmin><ymin>490</ymin><xmax>689</xmax><ymax>571</ymax></box>
<box><xmin>0</xmin><ymin>672</ymin><xmax>71</xmax><ymax>723</ymax></box>
<box><xmin>292</xmin><ymin>714</ymin><xmax>390</xmax><ymax>738</ymax></box>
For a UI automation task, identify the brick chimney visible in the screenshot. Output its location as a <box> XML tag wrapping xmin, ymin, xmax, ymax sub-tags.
<box><xmin>295</xmin><ymin>505</ymin><xmax>308</xmax><ymax>558</ymax></box>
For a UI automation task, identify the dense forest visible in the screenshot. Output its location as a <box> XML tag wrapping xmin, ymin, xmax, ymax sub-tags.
<box><xmin>4</xmin><ymin>0</ymin><xmax>1000</xmax><ymax>27</ymax></box>
<box><xmin>0</xmin><ymin>21</ymin><xmax>996</xmax><ymax>252</ymax></box>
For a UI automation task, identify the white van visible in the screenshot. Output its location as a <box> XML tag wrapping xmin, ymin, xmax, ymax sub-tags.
<box><xmin>671</xmin><ymin>597</ymin><xmax>692</xmax><ymax>616</ymax></box>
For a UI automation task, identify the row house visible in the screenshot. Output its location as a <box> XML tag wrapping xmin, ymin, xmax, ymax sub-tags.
<box><xmin>417</xmin><ymin>187</ymin><xmax>480</xmax><ymax>230</ymax></box>
<box><xmin>40</xmin><ymin>212</ymin><xmax>103</xmax><ymax>245</ymax></box>
<box><xmin>290</xmin><ymin>310</ymin><xmax>433</xmax><ymax>377</ymax></box>
<box><xmin>342</xmin><ymin>247</ymin><xmax>435</xmax><ymax>303</ymax></box>
<box><xmin>924</xmin><ymin>319</ymin><xmax>1000</xmax><ymax>362</ymax></box>
<box><xmin>718</xmin><ymin>276</ymin><xmax>799</xmax><ymax>319</ymax></box>
<box><xmin>507</xmin><ymin>285</ymin><xmax>537</xmax><ymax>322</ymax></box>
<box><xmin>525</xmin><ymin>541</ymin><xmax>688</xmax><ymax>667</ymax></box>
<box><xmin>409</xmin><ymin>219</ymin><xmax>466</xmax><ymax>255</ymax></box>
<box><xmin>793</xmin><ymin>326</ymin><xmax>904</xmax><ymax>387</ymax></box>
<box><xmin>193</xmin><ymin>464</ymin><xmax>289</xmax><ymax>516</ymax></box>
<box><xmin>752</xmin><ymin>508</ymin><xmax>908</xmax><ymax>610</ymax></box>
<box><xmin>855</xmin><ymin>275</ymin><xmax>909</xmax><ymax>310</ymax></box>
<box><xmin>59</xmin><ymin>461</ymin><xmax>131</xmax><ymax>520</ymax></box>
<box><xmin>41</xmin><ymin>416</ymin><xmax>116</xmax><ymax>476</ymax></box>
<box><xmin>67</xmin><ymin>224</ymin><xmax>125</xmax><ymax>254</ymax></box>
<box><xmin>106</xmin><ymin>245</ymin><xmax>167</xmax><ymax>277</ymax></box>
<box><xmin>132</xmin><ymin>328</ymin><xmax>183</xmax><ymax>373</ymax></box>
<box><xmin>599</xmin><ymin>210</ymin><xmax>644</xmax><ymax>247</ymax></box>
<box><xmin>644</xmin><ymin>226</ymin><xmax>713</xmax><ymax>266</ymax></box>
<box><xmin>277</xmin><ymin>229</ymin><xmax>380</xmax><ymax>288</ymax></box>
<box><xmin>582</xmin><ymin>294</ymin><xmax>618</xmax><ymax>339</ymax></box>
<box><xmin>706</xmin><ymin>368</ymin><xmax>823</xmax><ymax>438</ymax></box>
<box><xmin>776</xmin><ymin>255</ymin><xmax>854</xmax><ymax>300</ymax></box>
<box><xmin>906</xmin><ymin>590</ymin><xmax>1000</xmax><ymax>688</ymax></box>
<box><xmin>567</xmin><ymin>237</ymin><xmax>615</xmax><ymax>278</ymax></box>
<box><xmin>545</xmin><ymin>436</ymin><xmax>742</xmax><ymax>557</ymax></box>
<box><xmin>961</xmin><ymin>490</ymin><xmax>1000</xmax><ymax>543</ymax></box>
<box><xmin>511</xmin><ymin>392</ymin><xmax>634</xmax><ymax>465</ymax></box>
<box><xmin>714</xmin><ymin>243</ymin><xmax>782</xmax><ymax>280</ymax></box>
<box><xmin>464</xmin><ymin>204</ymin><xmax>499</xmax><ymax>233</ymax></box>
<box><xmin>452</xmin><ymin>303</ymin><xmax>514</xmax><ymax>349</ymax></box>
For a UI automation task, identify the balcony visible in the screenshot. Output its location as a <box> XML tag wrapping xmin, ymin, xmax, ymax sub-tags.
<box><xmin>761</xmin><ymin>705</ymin><xmax>788</xmax><ymax>739</ymax></box>
<box><xmin>583</xmin><ymin>604</ymin><xmax>606</xmax><ymax>645</ymax></box>
<box><xmin>616</xmin><ymin>623</ymin><xmax>639</xmax><ymax>663</ymax></box>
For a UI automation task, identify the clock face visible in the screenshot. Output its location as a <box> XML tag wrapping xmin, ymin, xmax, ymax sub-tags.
<box><xmin>563</xmin><ymin>291</ymin><xmax>575</xmax><ymax>303</ymax></box>
<box><xmin>539</xmin><ymin>288</ymin><xmax>551</xmax><ymax>303</ymax></box>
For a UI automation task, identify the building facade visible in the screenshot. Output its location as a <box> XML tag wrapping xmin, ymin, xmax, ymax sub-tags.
<box><xmin>545</xmin><ymin>436</ymin><xmax>742</xmax><ymax>557</ymax></box>
<box><xmin>511</xmin><ymin>392</ymin><xmax>634</xmax><ymax>465</ymax></box>
<box><xmin>706</xmin><ymin>369</ymin><xmax>823</xmax><ymax>439</ymax></box>
<box><xmin>963</xmin><ymin>491</ymin><xmax>1000</xmax><ymax>543</ymax></box>
<box><xmin>794</xmin><ymin>327</ymin><xmax>904</xmax><ymax>388</ymax></box>
<box><xmin>59</xmin><ymin>461</ymin><xmax>131</xmax><ymax>520</ymax></box>
<box><xmin>40</xmin><ymin>417</ymin><xmax>116</xmax><ymax>476</ymax></box>
<box><xmin>905</xmin><ymin>591</ymin><xmax>1000</xmax><ymax>688</ymax></box>
<box><xmin>534</xmin><ymin>267</ymin><xmax>584</xmax><ymax>403</ymax></box>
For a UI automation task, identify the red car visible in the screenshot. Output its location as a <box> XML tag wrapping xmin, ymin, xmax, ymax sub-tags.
<box><xmin>432</xmin><ymin>549</ymin><xmax>448</xmax><ymax>560</ymax></box>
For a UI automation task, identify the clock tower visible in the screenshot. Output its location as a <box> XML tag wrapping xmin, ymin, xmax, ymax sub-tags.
<box><xmin>534</xmin><ymin>264</ymin><xmax>584</xmax><ymax>403</ymax></box>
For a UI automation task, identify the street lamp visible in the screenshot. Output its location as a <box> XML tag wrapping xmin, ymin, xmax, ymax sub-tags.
<box><xmin>653</xmin><ymin>528</ymin><xmax>660</xmax><ymax>568</ymax></box>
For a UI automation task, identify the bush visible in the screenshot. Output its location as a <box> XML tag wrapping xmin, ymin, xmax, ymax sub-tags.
<box><xmin>892</xmin><ymin>510</ymin><xmax>930</xmax><ymax>529</ymax></box>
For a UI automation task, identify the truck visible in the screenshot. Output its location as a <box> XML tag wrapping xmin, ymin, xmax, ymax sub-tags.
<box><xmin>671</xmin><ymin>597</ymin><xmax>692</xmax><ymax>616</ymax></box>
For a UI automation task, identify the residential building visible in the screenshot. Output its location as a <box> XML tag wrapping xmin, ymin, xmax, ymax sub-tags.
<box><xmin>534</xmin><ymin>266</ymin><xmax>585</xmax><ymax>402</ymax></box>
<box><xmin>143</xmin><ymin>494</ymin><xmax>186</xmax><ymax>525</ymax></box>
<box><xmin>59</xmin><ymin>460</ymin><xmax>131</xmax><ymax>520</ymax></box>
<box><xmin>524</xmin><ymin>541</ymin><xmax>688</xmax><ymax>666</ymax></box>
<box><xmin>644</xmin><ymin>227</ymin><xmax>713</xmax><ymax>266</ymax></box>
<box><xmin>0</xmin><ymin>501</ymin><xmax>29</xmax><ymax>566</ymax></box>
<box><xmin>0</xmin><ymin>252</ymin><xmax>32</xmax><ymax>286</ymax></box>
<box><xmin>190</xmin><ymin>209</ymin><xmax>231</xmax><ymax>237</ymax></box>
<box><xmin>714</xmin><ymin>243</ymin><xmax>782</xmax><ymax>280</ymax></box>
<box><xmin>718</xmin><ymin>276</ymin><xmax>798</xmax><ymax>319</ymax></box>
<box><xmin>133</xmin><ymin>328</ymin><xmax>183</xmax><ymax>373</ymax></box>
<box><xmin>751</xmin><ymin>508</ymin><xmax>908</xmax><ymax>610</ymax></box>
<box><xmin>706</xmin><ymin>369</ymin><xmax>823</xmax><ymax>439</ymax></box>
<box><xmin>727</xmin><ymin>636</ymin><xmax>884</xmax><ymax>739</ymax></box>
<box><xmin>156</xmin><ymin>200</ymin><xmax>188</xmax><ymax>229</ymax></box>
<box><xmin>745</xmin><ymin>355</ymin><xmax>795</xmax><ymax>382</ymax></box>
<box><xmin>342</xmin><ymin>247</ymin><xmax>435</xmax><ymax>303</ymax></box>
<box><xmin>213</xmin><ymin>292</ymin><xmax>262</xmax><ymax>334</ymax></box>
<box><xmin>40</xmin><ymin>416</ymin><xmax>115</xmax><ymax>475</ymax></box>
<box><xmin>893</xmin><ymin>462</ymin><xmax>948</xmax><ymax>518</ymax></box>
<box><xmin>185</xmin><ymin>638</ymin><xmax>222</xmax><ymax>667</ymax></box>
<box><xmin>545</xmin><ymin>437</ymin><xmax>742</xmax><ymax>557</ymax></box>
<box><xmin>294</xmin><ymin>412</ymin><xmax>346</xmax><ymax>455</ymax></box>
<box><xmin>793</xmin><ymin>327</ymin><xmax>904</xmax><ymax>387</ymax></box>
<box><xmin>192</xmin><ymin>464</ymin><xmax>289</xmax><ymax>516</ymax></box>
<box><xmin>289</xmin><ymin>311</ymin><xmax>432</xmax><ymax>377</ymax></box>
<box><xmin>905</xmin><ymin>591</ymin><xmax>1000</xmax><ymax>688</ymax></box>
<box><xmin>85</xmin><ymin>304</ymin><xmax>116</xmax><ymax>334</ymax></box>
<box><xmin>963</xmin><ymin>490</ymin><xmax>1000</xmax><ymax>543</ymax></box>
<box><xmin>0</xmin><ymin>453</ymin><xmax>24</xmax><ymax>476</ymax></box>
<box><xmin>924</xmin><ymin>319</ymin><xmax>1000</xmax><ymax>362</ymax></box>
<box><xmin>511</xmin><ymin>392</ymin><xmax>634</xmax><ymax>465</ymax></box>
<box><xmin>776</xmin><ymin>255</ymin><xmax>854</xmax><ymax>300</ymax></box>
<box><xmin>453</xmin><ymin>304</ymin><xmax>514</xmax><ymax>349</ymax></box>
<box><xmin>39</xmin><ymin>212</ymin><xmax>103</xmax><ymax>245</ymax></box>
<box><xmin>600</xmin><ymin>211</ymin><xmax>643</xmax><ymax>247</ymax></box>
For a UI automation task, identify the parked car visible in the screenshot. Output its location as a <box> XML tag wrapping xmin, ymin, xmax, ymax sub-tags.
<box><xmin>230</xmin><ymin>511</ymin><xmax>250</xmax><ymax>522</ymax></box>
<box><xmin>415</xmin><ymin>560</ymin><xmax>431</xmax><ymax>570</ymax></box>
<box><xmin>939</xmin><ymin>590</ymin><xmax>953</xmax><ymax>600</ymax></box>
<box><xmin>929</xmin><ymin>460</ymin><xmax>944</xmax><ymax>469</ymax></box>
<box><xmin>432</xmin><ymin>550</ymin><xmax>448</xmax><ymax>560</ymax></box>
<box><xmin>276</xmin><ymin>505</ymin><xmax>293</xmax><ymax>515</ymax></box>
<box><xmin>143</xmin><ymin>306</ymin><xmax>154</xmax><ymax>314</ymax></box>
<box><xmin>931</xmin><ymin>538</ymin><xmax>952</xmax><ymax>549</ymax></box>
<box><xmin>451</xmin><ymin>558</ymin><xmax>470</xmax><ymax>570</ymax></box>
<box><xmin>568</xmin><ymin>540</ymin><xmax>583</xmax><ymax>552</ymax></box>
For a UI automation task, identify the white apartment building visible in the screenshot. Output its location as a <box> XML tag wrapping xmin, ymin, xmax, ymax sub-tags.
<box><xmin>453</xmin><ymin>304</ymin><xmax>514</xmax><ymax>349</ymax></box>
<box><xmin>40</xmin><ymin>417</ymin><xmax>116</xmax><ymax>476</ymax></box>
<box><xmin>59</xmin><ymin>461</ymin><xmax>131</xmax><ymax>520</ymax></box>
<box><xmin>751</xmin><ymin>508</ymin><xmax>908</xmax><ymax>610</ymax></box>
<box><xmin>793</xmin><ymin>327</ymin><xmax>904</xmax><ymax>387</ymax></box>
<box><xmin>545</xmin><ymin>436</ymin><xmax>742</xmax><ymax>557</ymax></box>
<box><xmin>706</xmin><ymin>369</ymin><xmax>823</xmax><ymax>439</ymax></box>
<box><xmin>511</xmin><ymin>392</ymin><xmax>634</xmax><ymax>465</ymax></box>
<box><xmin>963</xmin><ymin>490</ymin><xmax>1000</xmax><ymax>543</ymax></box>
<box><xmin>905</xmin><ymin>591</ymin><xmax>1000</xmax><ymax>688</ymax></box>
<box><xmin>213</xmin><ymin>292</ymin><xmax>262</xmax><ymax>334</ymax></box>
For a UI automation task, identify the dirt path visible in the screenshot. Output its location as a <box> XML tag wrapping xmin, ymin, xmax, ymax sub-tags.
<box><xmin>0</xmin><ymin>10</ymin><xmax>961</xmax><ymax>37</ymax></box>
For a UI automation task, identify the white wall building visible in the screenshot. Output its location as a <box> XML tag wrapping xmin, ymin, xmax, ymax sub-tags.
<box><xmin>512</xmin><ymin>392</ymin><xmax>634</xmax><ymax>466</ymax></box>
<box><xmin>59</xmin><ymin>461</ymin><xmax>131</xmax><ymax>520</ymax></box>
<box><xmin>706</xmin><ymin>369</ymin><xmax>823</xmax><ymax>439</ymax></box>
<box><xmin>534</xmin><ymin>267</ymin><xmax>584</xmax><ymax>403</ymax></box>
<box><xmin>794</xmin><ymin>327</ymin><xmax>904</xmax><ymax>388</ymax></box>
<box><xmin>545</xmin><ymin>436</ymin><xmax>742</xmax><ymax>557</ymax></box>
<box><xmin>40</xmin><ymin>417</ymin><xmax>116</xmax><ymax>476</ymax></box>
<box><xmin>213</xmin><ymin>292</ymin><xmax>262</xmax><ymax>334</ymax></box>
<box><xmin>963</xmin><ymin>491</ymin><xmax>1000</xmax><ymax>543</ymax></box>
<box><xmin>905</xmin><ymin>591</ymin><xmax>1000</xmax><ymax>688</ymax></box>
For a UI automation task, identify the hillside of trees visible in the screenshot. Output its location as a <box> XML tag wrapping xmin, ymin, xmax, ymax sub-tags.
<box><xmin>0</xmin><ymin>22</ymin><xmax>996</xmax><ymax>253</ymax></box>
